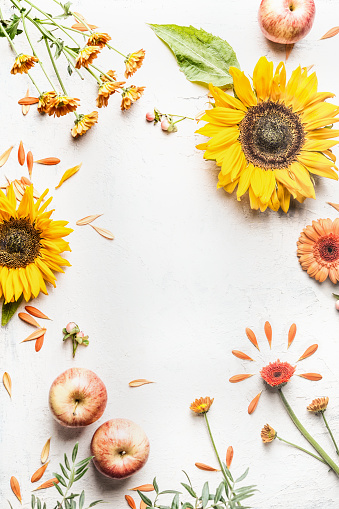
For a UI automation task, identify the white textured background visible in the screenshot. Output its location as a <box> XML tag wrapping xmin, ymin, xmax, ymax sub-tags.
<box><xmin>1</xmin><ymin>0</ymin><xmax>339</xmax><ymax>507</ymax></box>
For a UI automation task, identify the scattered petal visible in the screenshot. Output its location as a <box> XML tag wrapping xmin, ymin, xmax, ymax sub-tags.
<box><xmin>285</xmin><ymin>43</ymin><xmax>294</xmax><ymax>61</ymax></box>
<box><xmin>35</xmin><ymin>334</ymin><xmax>45</xmax><ymax>352</ymax></box>
<box><xmin>226</xmin><ymin>446</ymin><xmax>233</xmax><ymax>469</ymax></box>
<box><xmin>18</xmin><ymin>312</ymin><xmax>41</xmax><ymax>328</ymax></box>
<box><xmin>264</xmin><ymin>321</ymin><xmax>272</xmax><ymax>348</ymax></box>
<box><xmin>55</xmin><ymin>163</ymin><xmax>82</xmax><ymax>189</ymax></box>
<box><xmin>27</xmin><ymin>151</ymin><xmax>33</xmax><ymax>179</ymax></box>
<box><xmin>76</xmin><ymin>214</ymin><xmax>103</xmax><ymax>226</ymax></box>
<box><xmin>248</xmin><ymin>391</ymin><xmax>262</xmax><ymax>414</ymax></box>
<box><xmin>18</xmin><ymin>141</ymin><xmax>25</xmax><ymax>166</ymax></box>
<box><xmin>245</xmin><ymin>327</ymin><xmax>260</xmax><ymax>350</ymax></box>
<box><xmin>25</xmin><ymin>306</ymin><xmax>51</xmax><ymax>320</ymax></box>
<box><xmin>18</xmin><ymin>96</ymin><xmax>39</xmax><ymax>105</ymax></box>
<box><xmin>22</xmin><ymin>88</ymin><xmax>30</xmax><ymax>115</ymax></box>
<box><xmin>328</xmin><ymin>202</ymin><xmax>339</xmax><ymax>212</ymax></box>
<box><xmin>33</xmin><ymin>478</ymin><xmax>59</xmax><ymax>491</ymax></box>
<box><xmin>229</xmin><ymin>374</ymin><xmax>254</xmax><ymax>383</ymax></box>
<box><xmin>35</xmin><ymin>158</ymin><xmax>60</xmax><ymax>165</ymax></box>
<box><xmin>129</xmin><ymin>379</ymin><xmax>154</xmax><ymax>387</ymax></box>
<box><xmin>0</xmin><ymin>146</ymin><xmax>13</xmax><ymax>167</ymax></box>
<box><xmin>71</xmin><ymin>22</ymin><xmax>98</xmax><ymax>31</ymax></box>
<box><xmin>298</xmin><ymin>373</ymin><xmax>322</xmax><ymax>381</ymax></box>
<box><xmin>320</xmin><ymin>26</ymin><xmax>339</xmax><ymax>40</ymax></box>
<box><xmin>125</xmin><ymin>495</ymin><xmax>136</xmax><ymax>509</ymax></box>
<box><xmin>21</xmin><ymin>328</ymin><xmax>47</xmax><ymax>342</ymax></box>
<box><xmin>73</xmin><ymin>12</ymin><xmax>87</xmax><ymax>22</ymax></box>
<box><xmin>140</xmin><ymin>502</ymin><xmax>147</xmax><ymax>509</ymax></box>
<box><xmin>194</xmin><ymin>463</ymin><xmax>219</xmax><ymax>472</ymax></box>
<box><xmin>31</xmin><ymin>462</ymin><xmax>49</xmax><ymax>483</ymax></box>
<box><xmin>231</xmin><ymin>350</ymin><xmax>253</xmax><ymax>361</ymax></box>
<box><xmin>130</xmin><ymin>484</ymin><xmax>155</xmax><ymax>491</ymax></box>
<box><xmin>90</xmin><ymin>224</ymin><xmax>114</xmax><ymax>239</ymax></box>
<box><xmin>298</xmin><ymin>344</ymin><xmax>318</xmax><ymax>362</ymax></box>
<box><xmin>10</xmin><ymin>477</ymin><xmax>22</xmax><ymax>503</ymax></box>
<box><xmin>288</xmin><ymin>323</ymin><xmax>297</xmax><ymax>348</ymax></box>
<box><xmin>3</xmin><ymin>372</ymin><xmax>12</xmax><ymax>397</ymax></box>
<box><xmin>21</xmin><ymin>176</ymin><xmax>32</xmax><ymax>186</ymax></box>
<box><xmin>41</xmin><ymin>438</ymin><xmax>51</xmax><ymax>464</ymax></box>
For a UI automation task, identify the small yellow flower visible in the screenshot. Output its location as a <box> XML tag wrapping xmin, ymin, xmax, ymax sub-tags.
<box><xmin>261</xmin><ymin>424</ymin><xmax>277</xmax><ymax>443</ymax></box>
<box><xmin>101</xmin><ymin>70</ymin><xmax>117</xmax><ymax>82</ymax></box>
<box><xmin>47</xmin><ymin>96</ymin><xmax>80</xmax><ymax>117</ymax></box>
<box><xmin>96</xmin><ymin>81</ymin><xmax>125</xmax><ymax>108</ymax></box>
<box><xmin>11</xmin><ymin>54</ymin><xmax>38</xmax><ymax>75</ymax></box>
<box><xmin>71</xmin><ymin>111</ymin><xmax>98</xmax><ymax>138</ymax></box>
<box><xmin>38</xmin><ymin>91</ymin><xmax>57</xmax><ymax>114</ymax></box>
<box><xmin>121</xmin><ymin>86</ymin><xmax>145</xmax><ymax>111</ymax></box>
<box><xmin>307</xmin><ymin>397</ymin><xmax>329</xmax><ymax>413</ymax></box>
<box><xmin>124</xmin><ymin>49</ymin><xmax>145</xmax><ymax>78</ymax></box>
<box><xmin>75</xmin><ymin>46</ymin><xmax>101</xmax><ymax>69</ymax></box>
<box><xmin>87</xmin><ymin>33</ymin><xmax>111</xmax><ymax>48</ymax></box>
<box><xmin>190</xmin><ymin>397</ymin><xmax>214</xmax><ymax>414</ymax></box>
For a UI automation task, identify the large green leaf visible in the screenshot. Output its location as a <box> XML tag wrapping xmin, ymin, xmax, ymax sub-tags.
<box><xmin>2</xmin><ymin>295</ymin><xmax>23</xmax><ymax>326</ymax></box>
<box><xmin>149</xmin><ymin>24</ymin><xmax>240</xmax><ymax>88</ymax></box>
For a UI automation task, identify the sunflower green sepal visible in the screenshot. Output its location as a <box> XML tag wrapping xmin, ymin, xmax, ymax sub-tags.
<box><xmin>2</xmin><ymin>295</ymin><xmax>23</xmax><ymax>326</ymax></box>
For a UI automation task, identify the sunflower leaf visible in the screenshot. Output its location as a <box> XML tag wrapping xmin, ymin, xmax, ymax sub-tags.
<box><xmin>149</xmin><ymin>24</ymin><xmax>240</xmax><ymax>88</ymax></box>
<box><xmin>2</xmin><ymin>295</ymin><xmax>23</xmax><ymax>326</ymax></box>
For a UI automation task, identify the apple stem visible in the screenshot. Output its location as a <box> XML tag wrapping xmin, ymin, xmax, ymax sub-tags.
<box><xmin>73</xmin><ymin>400</ymin><xmax>79</xmax><ymax>416</ymax></box>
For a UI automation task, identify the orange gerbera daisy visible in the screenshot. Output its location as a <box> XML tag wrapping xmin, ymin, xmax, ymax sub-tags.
<box><xmin>261</xmin><ymin>424</ymin><xmax>277</xmax><ymax>443</ymax></box>
<box><xmin>87</xmin><ymin>33</ymin><xmax>111</xmax><ymax>48</ymax></box>
<box><xmin>11</xmin><ymin>54</ymin><xmax>38</xmax><ymax>74</ymax></box>
<box><xmin>124</xmin><ymin>49</ymin><xmax>145</xmax><ymax>78</ymax></box>
<box><xmin>307</xmin><ymin>397</ymin><xmax>329</xmax><ymax>413</ymax></box>
<box><xmin>190</xmin><ymin>397</ymin><xmax>214</xmax><ymax>414</ymax></box>
<box><xmin>96</xmin><ymin>80</ymin><xmax>125</xmax><ymax>108</ymax></box>
<box><xmin>229</xmin><ymin>322</ymin><xmax>322</xmax><ymax>414</ymax></box>
<box><xmin>75</xmin><ymin>46</ymin><xmax>101</xmax><ymax>69</ymax></box>
<box><xmin>71</xmin><ymin>111</ymin><xmax>98</xmax><ymax>137</ymax></box>
<box><xmin>297</xmin><ymin>218</ymin><xmax>339</xmax><ymax>284</ymax></box>
<box><xmin>121</xmin><ymin>86</ymin><xmax>145</xmax><ymax>111</ymax></box>
<box><xmin>38</xmin><ymin>91</ymin><xmax>57</xmax><ymax>114</ymax></box>
<box><xmin>47</xmin><ymin>96</ymin><xmax>80</xmax><ymax>117</ymax></box>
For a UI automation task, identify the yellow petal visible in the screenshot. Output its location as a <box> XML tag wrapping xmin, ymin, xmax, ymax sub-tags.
<box><xmin>229</xmin><ymin>67</ymin><xmax>257</xmax><ymax>108</ymax></box>
<box><xmin>55</xmin><ymin>163</ymin><xmax>82</xmax><ymax>189</ymax></box>
<box><xmin>253</xmin><ymin>57</ymin><xmax>273</xmax><ymax>101</ymax></box>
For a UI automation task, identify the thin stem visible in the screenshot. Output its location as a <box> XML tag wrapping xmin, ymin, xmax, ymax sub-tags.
<box><xmin>173</xmin><ymin>116</ymin><xmax>195</xmax><ymax>125</ymax></box>
<box><xmin>277</xmin><ymin>436</ymin><xmax>326</xmax><ymax>464</ymax></box>
<box><xmin>279</xmin><ymin>389</ymin><xmax>339</xmax><ymax>475</ymax></box>
<box><xmin>204</xmin><ymin>413</ymin><xmax>232</xmax><ymax>489</ymax></box>
<box><xmin>322</xmin><ymin>412</ymin><xmax>339</xmax><ymax>456</ymax></box>
<box><xmin>45</xmin><ymin>37</ymin><xmax>67</xmax><ymax>94</ymax></box>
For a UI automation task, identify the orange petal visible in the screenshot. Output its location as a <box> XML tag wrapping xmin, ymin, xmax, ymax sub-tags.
<box><xmin>298</xmin><ymin>373</ymin><xmax>322</xmax><ymax>381</ymax></box>
<box><xmin>35</xmin><ymin>334</ymin><xmax>45</xmax><ymax>352</ymax></box>
<box><xmin>22</xmin><ymin>88</ymin><xmax>30</xmax><ymax>115</ymax></box>
<box><xmin>25</xmin><ymin>306</ymin><xmax>51</xmax><ymax>320</ymax></box>
<box><xmin>245</xmin><ymin>327</ymin><xmax>260</xmax><ymax>350</ymax></box>
<box><xmin>232</xmin><ymin>350</ymin><xmax>253</xmax><ymax>361</ymax></box>
<box><xmin>35</xmin><ymin>157</ymin><xmax>60</xmax><ymax>165</ymax></box>
<box><xmin>248</xmin><ymin>391</ymin><xmax>262</xmax><ymax>414</ymax></box>
<box><xmin>288</xmin><ymin>323</ymin><xmax>297</xmax><ymax>348</ymax></box>
<box><xmin>229</xmin><ymin>374</ymin><xmax>254</xmax><ymax>383</ymax></box>
<box><xmin>264</xmin><ymin>321</ymin><xmax>272</xmax><ymax>348</ymax></box>
<box><xmin>27</xmin><ymin>151</ymin><xmax>33</xmax><ymax>179</ymax></box>
<box><xmin>18</xmin><ymin>96</ymin><xmax>39</xmax><ymax>105</ymax></box>
<box><xmin>125</xmin><ymin>495</ymin><xmax>136</xmax><ymax>509</ymax></box>
<box><xmin>226</xmin><ymin>446</ymin><xmax>233</xmax><ymax>469</ymax></box>
<box><xmin>33</xmin><ymin>478</ymin><xmax>59</xmax><ymax>491</ymax></box>
<box><xmin>31</xmin><ymin>461</ymin><xmax>49</xmax><ymax>483</ymax></box>
<box><xmin>10</xmin><ymin>476</ymin><xmax>22</xmax><ymax>503</ymax></box>
<box><xmin>21</xmin><ymin>328</ymin><xmax>47</xmax><ymax>342</ymax></box>
<box><xmin>320</xmin><ymin>26</ymin><xmax>339</xmax><ymax>40</ymax></box>
<box><xmin>130</xmin><ymin>484</ymin><xmax>155</xmax><ymax>492</ymax></box>
<box><xmin>298</xmin><ymin>344</ymin><xmax>318</xmax><ymax>361</ymax></box>
<box><xmin>18</xmin><ymin>312</ymin><xmax>41</xmax><ymax>328</ymax></box>
<box><xmin>195</xmin><ymin>462</ymin><xmax>219</xmax><ymax>472</ymax></box>
<box><xmin>18</xmin><ymin>141</ymin><xmax>25</xmax><ymax>166</ymax></box>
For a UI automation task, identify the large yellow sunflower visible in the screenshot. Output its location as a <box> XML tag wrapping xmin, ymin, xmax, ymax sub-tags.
<box><xmin>0</xmin><ymin>185</ymin><xmax>72</xmax><ymax>303</ymax></box>
<box><xmin>197</xmin><ymin>57</ymin><xmax>339</xmax><ymax>212</ymax></box>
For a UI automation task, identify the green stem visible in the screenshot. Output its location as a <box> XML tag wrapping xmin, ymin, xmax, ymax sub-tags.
<box><xmin>204</xmin><ymin>413</ymin><xmax>232</xmax><ymax>490</ymax></box>
<box><xmin>279</xmin><ymin>389</ymin><xmax>339</xmax><ymax>475</ymax></box>
<box><xmin>44</xmin><ymin>37</ymin><xmax>67</xmax><ymax>95</ymax></box>
<box><xmin>173</xmin><ymin>116</ymin><xmax>195</xmax><ymax>125</ymax></box>
<box><xmin>322</xmin><ymin>412</ymin><xmax>339</xmax><ymax>456</ymax></box>
<box><xmin>277</xmin><ymin>436</ymin><xmax>326</xmax><ymax>464</ymax></box>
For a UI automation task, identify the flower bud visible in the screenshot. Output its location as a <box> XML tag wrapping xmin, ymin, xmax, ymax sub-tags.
<box><xmin>66</xmin><ymin>322</ymin><xmax>78</xmax><ymax>333</ymax></box>
<box><xmin>75</xmin><ymin>331</ymin><xmax>84</xmax><ymax>344</ymax></box>
<box><xmin>335</xmin><ymin>300</ymin><xmax>339</xmax><ymax>311</ymax></box>
<box><xmin>146</xmin><ymin>111</ymin><xmax>155</xmax><ymax>122</ymax></box>
<box><xmin>167</xmin><ymin>122</ymin><xmax>178</xmax><ymax>133</ymax></box>
<box><xmin>161</xmin><ymin>118</ymin><xmax>170</xmax><ymax>131</ymax></box>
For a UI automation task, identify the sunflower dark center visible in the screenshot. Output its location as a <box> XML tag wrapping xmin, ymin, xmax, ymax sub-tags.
<box><xmin>239</xmin><ymin>101</ymin><xmax>305</xmax><ymax>170</ymax></box>
<box><xmin>317</xmin><ymin>236</ymin><xmax>339</xmax><ymax>262</ymax></box>
<box><xmin>0</xmin><ymin>218</ymin><xmax>41</xmax><ymax>268</ymax></box>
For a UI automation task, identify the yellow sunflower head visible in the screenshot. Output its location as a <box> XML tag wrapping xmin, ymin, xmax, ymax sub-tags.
<box><xmin>0</xmin><ymin>185</ymin><xmax>72</xmax><ymax>303</ymax></box>
<box><xmin>197</xmin><ymin>57</ymin><xmax>339</xmax><ymax>213</ymax></box>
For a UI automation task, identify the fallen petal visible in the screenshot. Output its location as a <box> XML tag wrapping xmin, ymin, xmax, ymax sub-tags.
<box><xmin>229</xmin><ymin>374</ymin><xmax>254</xmax><ymax>383</ymax></box>
<box><xmin>125</xmin><ymin>495</ymin><xmax>136</xmax><ymax>509</ymax></box>
<box><xmin>129</xmin><ymin>379</ymin><xmax>154</xmax><ymax>387</ymax></box>
<box><xmin>130</xmin><ymin>484</ymin><xmax>155</xmax><ymax>491</ymax></box>
<box><xmin>90</xmin><ymin>224</ymin><xmax>114</xmax><ymax>239</ymax></box>
<box><xmin>231</xmin><ymin>350</ymin><xmax>253</xmax><ymax>361</ymax></box>
<box><xmin>298</xmin><ymin>344</ymin><xmax>318</xmax><ymax>361</ymax></box>
<box><xmin>18</xmin><ymin>312</ymin><xmax>41</xmax><ymax>328</ymax></box>
<box><xmin>245</xmin><ymin>327</ymin><xmax>260</xmax><ymax>350</ymax></box>
<box><xmin>298</xmin><ymin>373</ymin><xmax>322</xmax><ymax>381</ymax></box>
<box><xmin>41</xmin><ymin>437</ymin><xmax>51</xmax><ymax>464</ymax></box>
<box><xmin>3</xmin><ymin>372</ymin><xmax>12</xmax><ymax>397</ymax></box>
<box><xmin>31</xmin><ymin>461</ymin><xmax>49</xmax><ymax>483</ymax></box>
<box><xmin>264</xmin><ymin>321</ymin><xmax>272</xmax><ymax>348</ymax></box>
<box><xmin>320</xmin><ymin>26</ymin><xmax>339</xmax><ymax>40</ymax></box>
<box><xmin>10</xmin><ymin>476</ymin><xmax>22</xmax><ymax>503</ymax></box>
<box><xmin>226</xmin><ymin>446</ymin><xmax>233</xmax><ymax>469</ymax></box>
<box><xmin>76</xmin><ymin>214</ymin><xmax>103</xmax><ymax>226</ymax></box>
<box><xmin>288</xmin><ymin>323</ymin><xmax>297</xmax><ymax>348</ymax></box>
<box><xmin>194</xmin><ymin>463</ymin><xmax>219</xmax><ymax>472</ymax></box>
<box><xmin>248</xmin><ymin>391</ymin><xmax>262</xmax><ymax>414</ymax></box>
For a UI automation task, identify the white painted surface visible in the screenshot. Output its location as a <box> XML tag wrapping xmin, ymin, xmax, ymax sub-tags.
<box><xmin>1</xmin><ymin>0</ymin><xmax>339</xmax><ymax>507</ymax></box>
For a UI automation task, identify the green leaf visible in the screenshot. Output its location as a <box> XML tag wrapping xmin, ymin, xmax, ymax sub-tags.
<box><xmin>64</xmin><ymin>453</ymin><xmax>71</xmax><ymax>470</ymax></box>
<box><xmin>53</xmin><ymin>473</ymin><xmax>67</xmax><ymax>487</ymax></box>
<box><xmin>67</xmin><ymin>63</ymin><xmax>73</xmax><ymax>76</ymax></box>
<box><xmin>149</xmin><ymin>24</ymin><xmax>240</xmax><ymax>88</ymax></box>
<box><xmin>37</xmin><ymin>499</ymin><xmax>41</xmax><ymax>509</ymax></box>
<box><xmin>88</xmin><ymin>501</ymin><xmax>104</xmax><ymax>507</ymax></box>
<box><xmin>171</xmin><ymin>493</ymin><xmax>179</xmax><ymax>509</ymax></box>
<box><xmin>54</xmin><ymin>482</ymin><xmax>64</xmax><ymax>496</ymax></box>
<box><xmin>201</xmin><ymin>482</ymin><xmax>209</xmax><ymax>509</ymax></box>
<box><xmin>79</xmin><ymin>491</ymin><xmax>85</xmax><ymax>509</ymax></box>
<box><xmin>181</xmin><ymin>483</ymin><xmax>196</xmax><ymax>497</ymax></box>
<box><xmin>60</xmin><ymin>463</ymin><xmax>70</xmax><ymax>479</ymax></box>
<box><xmin>159</xmin><ymin>491</ymin><xmax>181</xmax><ymax>495</ymax></box>
<box><xmin>153</xmin><ymin>477</ymin><xmax>159</xmax><ymax>494</ymax></box>
<box><xmin>75</xmin><ymin>456</ymin><xmax>93</xmax><ymax>468</ymax></box>
<box><xmin>222</xmin><ymin>463</ymin><xmax>234</xmax><ymax>482</ymax></box>
<box><xmin>43</xmin><ymin>503</ymin><xmax>46</xmax><ymax>509</ymax></box>
<box><xmin>0</xmin><ymin>15</ymin><xmax>23</xmax><ymax>40</ymax></box>
<box><xmin>7</xmin><ymin>501</ymin><xmax>14</xmax><ymax>509</ymax></box>
<box><xmin>214</xmin><ymin>482</ymin><xmax>224</xmax><ymax>503</ymax></box>
<box><xmin>333</xmin><ymin>293</ymin><xmax>339</xmax><ymax>299</ymax></box>
<box><xmin>137</xmin><ymin>491</ymin><xmax>152</xmax><ymax>507</ymax></box>
<box><xmin>182</xmin><ymin>504</ymin><xmax>194</xmax><ymax>509</ymax></box>
<box><xmin>2</xmin><ymin>295</ymin><xmax>23</xmax><ymax>326</ymax></box>
<box><xmin>31</xmin><ymin>495</ymin><xmax>36</xmax><ymax>509</ymax></box>
<box><xmin>74</xmin><ymin>468</ymin><xmax>89</xmax><ymax>482</ymax></box>
<box><xmin>72</xmin><ymin>442</ymin><xmax>79</xmax><ymax>462</ymax></box>
<box><xmin>235</xmin><ymin>468</ymin><xmax>249</xmax><ymax>484</ymax></box>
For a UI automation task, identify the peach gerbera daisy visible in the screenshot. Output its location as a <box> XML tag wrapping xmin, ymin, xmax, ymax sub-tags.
<box><xmin>47</xmin><ymin>96</ymin><xmax>80</xmax><ymax>117</ymax></box>
<box><xmin>307</xmin><ymin>397</ymin><xmax>329</xmax><ymax>413</ymax></box>
<box><xmin>297</xmin><ymin>218</ymin><xmax>339</xmax><ymax>284</ymax></box>
<box><xmin>261</xmin><ymin>424</ymin><xmax>277</xmax><ymax>443</ymax></box>
<box><xmin>75</xmin><ymin>46</ymin><xmax>101</xmax><ymax>69</ymax></box>
<box><xmin>96</xmin><ymin>80</ymin><xmax>125</xmax><ymax>108</ymax></box>
<box><xmin>190</xmin><ymin>397</ymin><xmax>214</xmax><ymax>414</ymax></box>
<box><xmin>71</xmin><ymin>111</ymin><xmax>98</xmax><ymax>137</ymax></box>
<box><xmin>11</xmin><ymin>54</ymin><xmax>38</xmax><ymax>74</ymax></box>
<box><xmin>87</xmin><ymin>33</ymin><xmax>111</xmax><ymax>48</ymax></box>
<box><xmin>124</xmin><ymin>49</ymin><xmax>145</xmax><ymax>78</ymax></box>
<box><xmin>121</xmin><ymin>86</ymin><xmax>145</xmax><ymax>111</ymax></box>
<box><xmin>38</xmin><ymin>91</ymin><xmax>57</xmax><ymax>114</ymax></box>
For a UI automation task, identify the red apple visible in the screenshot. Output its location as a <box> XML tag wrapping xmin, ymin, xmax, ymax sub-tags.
<box><xmin>49</xmin><ymin>368</ymin><xmax>107</xmax><ymax>427</ymax></box>
<box><xmin>91</xmin><ymin>418</ymin><xmax>150</xmax><ymax>479</ymax></box>
<box><xmin>258</xmin><ymin>0</ymin><xmax>315</xmax><ymax>44</ymax></box>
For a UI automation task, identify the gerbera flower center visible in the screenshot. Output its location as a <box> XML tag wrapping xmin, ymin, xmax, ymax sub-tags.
<box><xmin>0</xmin><ymin>218</ymin><xmax>41</xmax><ymax>268</ymax></box>
<box><xmin>260</xmin><ymin>359</ymin><xmax>296</xmax><ymax>388</ymax></box>
<box><xmin>239</xmin><ymin>101</ymin><xmax>305</xmax><ymax>170</ymax></box>
<box><xmin>317</xmin><ymin>235</ymin><xmax>339</xmax><ymax>262</ymax></box>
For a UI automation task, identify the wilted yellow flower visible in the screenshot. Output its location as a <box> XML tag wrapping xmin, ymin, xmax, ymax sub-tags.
<box><xmin>87</xmin><ymin>33</ymin><xmax>111</xmax><ymax>48</ymax></box>
<box><xmin>261</xmin><ymin>424</ymin><xmax>277</xmax><ymax>443</ymax></box>
<box><xmin>96</xmin><ymin>80</ymin><xmax>125</xmax><ymax>108</ymax></box>
<box><xmin>101</xmin><ymin>70</ymin><xmax>117</xmax><ymax>82</ymax></box>
<box><xmin>307</xmin><ymin>397</ymin><xmax>329</xmax><ymax>413</ymax></box>
<box><xmin>190</xmin><ymin>397</ymin><xmax>214</xmax><ymax>414</ymax></box>
<box><xmin>75</xmin><ymin>46</ymin><xmax>101</xmax><ymax>69</ymax></box>
<box><xmin>11</xmin><ymin>54</ymin><xmax>38</xmax><ymax>75</ymax></box>
<box><xmin>71</xmin><ymin>111</ymin><xmax>98</xmax><ymax>137</ymax></box>
<box><xmin>38</xmin><ymin>91</ymin><xmax>57</xmax><ymax>114</ymax></box>
<box><xmin>121</xmin><ymin>86</ymin><xmax>145</xmax><ymax>111</ymax></box>
<box><xmin>47</xmin><ymin>95</ymin><xmax>80</xmax><ymax>117</ymax></box>
<box><xmin>124</xmin><ymin>49</ymin><xmax>145</xmax><ymax>78</ymax></box>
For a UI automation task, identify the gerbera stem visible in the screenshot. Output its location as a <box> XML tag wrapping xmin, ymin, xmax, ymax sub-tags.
<box><xmin>279</xmin><ymin>389</ymin><xmax>339</xmax><ymax>475</ymax></box>
<box><xmin>44</xmin><ymin>37</ymin><xmax>67</xmax><ymax>95</ymax></box>
<box><xmin>322</xmin><ymin>412</ymin><xmax>339</xmax><ymax>456</ymax></box>
<box><xmin>277</xmin><ymin>436</ymin><xmax>326</xmax><ymax>464</ymax></box>
<box><xmin>204</xmin><ymin>413</ymin><xmax>233</xmax><ymax>490</ymax></box>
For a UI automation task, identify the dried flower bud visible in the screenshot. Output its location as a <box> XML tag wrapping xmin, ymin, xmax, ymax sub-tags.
<box><xmin>146</xmin><ymin>111</ymin><xmax>155</xmax><ymax>122</ymax></box>
<box><xmin>161</xmin><ymin>118</ymin><xmax>170</xmax><ymax>131</ymax></box>
<box><xmin>66</xmin><ymin>322</ymin><xmax>78</xmax><ymax>333</ymax></box>
<box><xmin>75</xmin><ymin>331</ymin><xmax>89</xmax><ymax>345</ymax></box>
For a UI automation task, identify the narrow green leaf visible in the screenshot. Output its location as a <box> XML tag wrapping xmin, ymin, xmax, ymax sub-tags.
<box><xmin>31</xmin><ymin>494</ymin><xmax>36</xmax><ymax>509</ymax></box>
<box><xmin>159</xmin><ymin>491</ymin><xmax>181</xmax><ymax>495</ymax></box>
<box><xmin>37</xmin><ymin>499</ymin><xmax>41</xmax><ymax>509</ymax></box>
<box><xmin>333</xmin><ymin>293</ymin><xmax>339</xmax><ymax>299</ymax></box>
<box><xmin>43</xmin><ymin>503</ymin><xmax>46</xmax><ymax>509</ymax></box>
<box><xmin>75</xmin><ymin>463</ymin><xmax>90</xmax><ymax>475</ymax></box>
<box><xmin>171</xmin><ymin>493</ymin><xmax>179</xmax><ymax>509</ymax></box>
<box><xmin>181</xmin><ymin>483</ymin><xmax>196</xmax><ymax>497</ymax></box>
<box><xmin>137</xmin><ymin>491</ymin><xmax>152</xmax><ymax>506</ymax></box>
<box><xmin>72</xmin><ymin>442</ymin><xmax>79</xmax><ymax>462</ymax></box>
<box><xmin>79</xmin><ymin>491</ymin><xmax>85</xmax><ymax>509</ymax></box>
<box><xmin>54</xmin><ymin>482</ymin><xmax>64</xmax><ymax>496</ymax></box>
<box><xmin>2</xmin><ymin>295</ymin><xmax>23</xmax><ymax>326</ymax></box>
<box><xmin>64</xmin><ymin>453</ymin><xmax>71</xmax><ymax>470</ymax></box>
<box><xmin>222</xmin><ymin>463</ymin><xmax>234</xmax><ymax>482</ymax></box>
<box><xmin>153</xmin><ymin>477</ymin><xmax>159</xmax><ymax>494</ymax></box>
<box><xmin>75</xmin><ymin>456</ymin><xmax>93</xmax><ymax>468</ymax></box>
<box><xmin>235</xmin><ymin>468</ymin><xmax>249</xmax><ymax>484</ymax></box>
<box><xmin>149</xmin><ymin>24</ymin><xmax>240</xmax><ymax>88</ymax></box>
<box><xmin>53</xmin><ymin>472</ymin><xmax>67</xmax><ymax>487</ymax></box>
<box><xmin>7</xmin><ymin>501</ymin><xmax>14</xmax><ymax>509</ymax></box>
<box><xmin>74</xmin><ymin>468</ymin><xmax>89</xmax><ymax>482</ymax></box>
<box><xmin>182</xmin><ymin>504</ymin><xmax>194</xmax><ymax>509</ymax></box>
<box><xmin>88</xmin><ymin>501</ymin><xmax>104</xmax><ymax>507</ymax></box>
<box><xmin>60</xmin><ymin>463</ymin><xmax>70</xmax><ymax>479</ymax></box>
<box><xmin>201</xmin><ymin>482</ymin><xmax>209</xmax><ymax>508</ymax></box>
<box><xmin>214</xmin><ymin>482</ymin><xmax>224</xmax><ymax>503</ymax></box>
<box><xmin>65</xmin><ymin>501</ymin><xmax>71</xmax><ymax>509</ymax></box>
